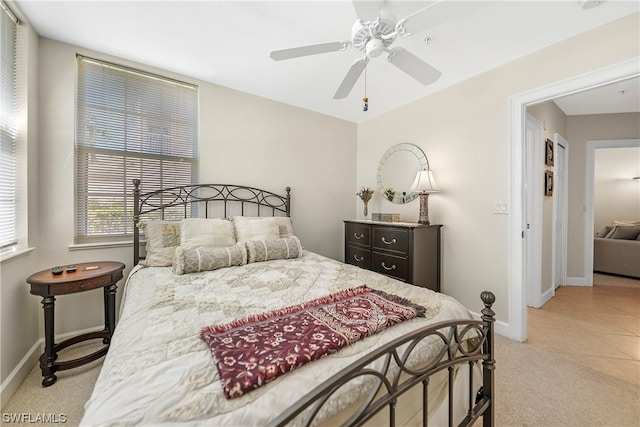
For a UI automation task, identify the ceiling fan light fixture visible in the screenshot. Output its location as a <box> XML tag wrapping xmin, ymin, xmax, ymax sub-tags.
<box><xmin>366</xmin><ymin>38</ymin><xmax>385</xmax><ymax>58</ymax></box>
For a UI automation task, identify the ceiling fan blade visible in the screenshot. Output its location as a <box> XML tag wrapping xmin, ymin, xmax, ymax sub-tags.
<box><xmin>270</xmin><ymin>41</ymin><xmax>350</xmax><ymax>61</ymax></box>
<box><xmin>387</xmin><ymin>48</ymin><xmax>441</xmax><ymax>85</ymax></box>
<box><xmin>352</xmin><ymin>0</ymin><xmax>384</xmax><ymax>22</ymax></box>
<box><xmin>333</xmin><ymin>57</ymin><xmax>369</xmax><ymax>100</ymax></box>
<box><xmin>398</xmin><ymin>0</ymin><xmax>481</xmax><ymax>35</ymax></box>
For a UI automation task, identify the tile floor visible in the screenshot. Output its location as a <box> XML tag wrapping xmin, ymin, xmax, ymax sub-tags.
<box><xmin>527</xmin><ymin>273</ymin><xmax>640</xmax><ymax>386</ymax></box>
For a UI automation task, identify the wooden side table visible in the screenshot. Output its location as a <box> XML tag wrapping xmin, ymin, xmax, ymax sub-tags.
<box><xmin>26</xmin><ymin>261</ymin><xmax>125</xmax><ymax>387</ymax></box>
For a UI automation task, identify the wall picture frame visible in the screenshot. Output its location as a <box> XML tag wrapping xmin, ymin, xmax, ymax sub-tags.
<box><xmin>545</xmin><ymin>170</ymin><xmax>554</xmax><ymax>196</ymax></box>
<box><xmin>545</xmin><ymin>138</ymin><xmax>554</xmax><ymax>166</ymax></box>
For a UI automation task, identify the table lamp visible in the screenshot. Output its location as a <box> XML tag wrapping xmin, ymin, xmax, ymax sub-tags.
<box><xmin>409</xmin><ymin>170</ymin><xmax>439</xmax><ymax>225</ymax></box>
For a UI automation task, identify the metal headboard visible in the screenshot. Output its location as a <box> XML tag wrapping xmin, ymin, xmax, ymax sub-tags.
<box><xmin>132</xmin><ymin>179</ymin><xmax>291</xmax><ymax>264</ymax></box>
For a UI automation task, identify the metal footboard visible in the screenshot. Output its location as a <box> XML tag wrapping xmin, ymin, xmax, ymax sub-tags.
<box><xmin>270</xmin><ymin>291</ymin><xmax>496</xmax><ymax>427</ymax></box>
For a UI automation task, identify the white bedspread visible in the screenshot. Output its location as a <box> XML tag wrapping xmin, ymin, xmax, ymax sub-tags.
<box><xmin>81</xmin><ymin>251</ymin><xmax>474</xmax><ymax>426</ymax></box>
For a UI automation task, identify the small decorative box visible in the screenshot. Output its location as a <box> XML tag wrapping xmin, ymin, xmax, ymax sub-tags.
<box><xmin>372</xmin><ymin>213</ymin><xmax>400</xmax><ymax>222</ymax></box>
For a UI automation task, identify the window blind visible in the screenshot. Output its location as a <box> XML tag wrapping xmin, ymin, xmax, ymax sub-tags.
<box><xmin>76</xmin><ymin>56</ymin><xmax>199</xmax><ymax>242</ymax></box>
<box><xmin>0</xmin><ymin>3</ymin><xmax>17</xmax><ymax>250</ymax></box>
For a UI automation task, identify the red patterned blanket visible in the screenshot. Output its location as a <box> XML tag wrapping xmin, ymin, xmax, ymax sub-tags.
<box><xmin>200</xmin><ymin>285</ymin><xmax>425</xmax><ymax>399</ymax></box>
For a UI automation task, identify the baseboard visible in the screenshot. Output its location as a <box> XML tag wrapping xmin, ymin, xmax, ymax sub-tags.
<box><xmin>540</xmin><ymin>287</ymin><xmax>554</xmax><ymax>306</ymax></box>
<box><xmin>0</xmin><ymin>325</ymin><xmax>105</xmax><ymax>408</ymax></box>
<box><xmin>469</xmin><ymin>311</ymin><xmax>509</xmax><ymax>338</ymax></box>
<box><xmin>0</xmin><ymin>339</ymin><xmax>42</xmax><ymax>409</ymax></box>
<box><xmin>565</xmin><ymin>276</ymin><xmax>590</xmax><ymax>286</ymax></box>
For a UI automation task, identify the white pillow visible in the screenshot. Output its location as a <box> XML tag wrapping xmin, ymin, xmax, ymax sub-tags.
<box><xmin>180</xmin><ymin>218</ymin><xmax>236</xmax><ymax>249</ymax></box>
<box><xmin>232</xmin><ymin>217</ymin><xmax>280</xmax><ymax>242</ymax></box>
<box><xmin>231</xmin><ymin>216</ymin><xmax>294</xmax><ymax>238</ymax></box>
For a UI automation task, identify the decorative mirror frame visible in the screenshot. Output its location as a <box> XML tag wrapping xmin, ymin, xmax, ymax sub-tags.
<box><xmin>377</xmin><ymin>143</ymin><xmax>429</xmax><ymax>204</ymax></box>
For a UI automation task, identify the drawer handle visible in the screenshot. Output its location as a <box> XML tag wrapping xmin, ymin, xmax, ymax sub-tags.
<box><xmin>381</xmin><ymin>262</ymin><xmax>396</xmax><ymax>271</ymax></box>
<box><xmin>353</xmin><ymin>255</ymin><xmax>364</xmax><ymax>262</ymax></box>
<box><xmin>381</xmin><ymin>237</ymin><xmax>397</xmax><ymax>245</ymax></box>
<box><xmin>353</xmin><ymin>233</ymin><xmax>364</xmax><ymax>240</ymax></box>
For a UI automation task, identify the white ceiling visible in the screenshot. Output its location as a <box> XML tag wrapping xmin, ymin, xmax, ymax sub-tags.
<box><xmin>553</xmin><ymin>77</ymin><xmax>640</xmax><ymax>115</ymax></box>
<box><xmin>14</xmin><ymin>0</ymin><xmax>640</xmax><ymax>123</ymax></box>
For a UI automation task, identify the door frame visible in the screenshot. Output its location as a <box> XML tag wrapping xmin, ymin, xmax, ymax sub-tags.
<box><xmin>508</xmin><ymin>58</ymin><xmax>639</xmax><ymax>342</ymax></box>
<box><xmin>552</xmin><ymin>133</ymin><xmax>569</xmax><ymax>290</ymax></box>
<box><xmin>584</xmin><ymin>138</ymin><xmax>640</xmax><ymax>285</ymax></box>
<box><xmin>524</xmin><ymin>113</ymin><xmax>544</xmax><ymax>310</ymax></box>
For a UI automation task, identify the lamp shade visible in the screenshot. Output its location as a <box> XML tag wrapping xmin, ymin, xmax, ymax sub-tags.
<box><xmin>409</xmin><ymin>170</ymin><xmax>439</xmax><ymax>193</ymax></box>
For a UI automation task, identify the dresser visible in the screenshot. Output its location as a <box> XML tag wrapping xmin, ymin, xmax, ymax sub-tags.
<box><xmin>344</xmin><ymin>220</ymin><xmax>442</xmax><ymax>292</ymax></box>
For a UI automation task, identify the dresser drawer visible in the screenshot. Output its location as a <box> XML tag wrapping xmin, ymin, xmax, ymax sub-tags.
<box><xmin>372</xmin><ymin>252</ymin><xmax>408</xmax><ymax>282</ymax></box>
<box><xmin>51</xmin><ymin>275</ymin><xmax>112</xmax><ymax>295</ymax></box>
<box><xmin>346</xmin><ymin>222</ymin><xmax>371</xmax><ymax>246</ymax></box>
<box><xmin>372</xmin><ymin>227</ymin><xmax>408</xmax><ymax>255</ymax></box>
<box><xmin>346</xmin><ymin>246</ymin><xmax>371</xmax><ymax>269</ymax></box>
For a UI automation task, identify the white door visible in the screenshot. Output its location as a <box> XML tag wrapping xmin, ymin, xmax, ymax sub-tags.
<box><xmin>525</xmin><ymin>114</ymin><xmax>543</xmax><ymax>308</ymax></box>
<box><xmin>553</xmin><ymin>135</ymin><xmax>568</xmax><ymax>289</ymax></box>
<box><xmin>553</xmin><ymin>134</ymin><xmax>569</xmax><ymax>288</ymax></box>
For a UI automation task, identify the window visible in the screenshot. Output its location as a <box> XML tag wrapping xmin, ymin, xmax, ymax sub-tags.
<box><xmin>0</xmin><ymin>2</ymin><xmax>18</xmax><ymax>253</ymax></box>
<box><xmin>76</xmin><ymin>56</ymin><xmax>198</xmax><ymax>243</ymax></box>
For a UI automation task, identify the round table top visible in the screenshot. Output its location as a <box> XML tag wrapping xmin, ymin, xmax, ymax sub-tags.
<box><xmin>26</xmin><ymin>261</ymin><xmax>125</xmax><ymax>286</ymax></box>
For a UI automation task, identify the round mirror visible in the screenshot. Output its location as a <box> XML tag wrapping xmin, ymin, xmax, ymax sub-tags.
<box><xmin>377</xmin><ymin>143</ymin><xmax>428</xmax><ymax>204</ymax></box>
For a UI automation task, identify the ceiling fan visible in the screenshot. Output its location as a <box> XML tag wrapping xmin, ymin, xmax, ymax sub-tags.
<box><xmin>269</xmin><ymin>0</ymin><xmax>446</xmax><ymax>100</ymax></box>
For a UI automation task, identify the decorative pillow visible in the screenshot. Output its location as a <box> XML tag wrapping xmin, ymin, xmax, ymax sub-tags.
<box><xmin>245</xmin><ymin>236</ymin><xmax>303</xmax><ymax>263</ymax></box>
<box><xmin>181</xmin><ymin>218</ymin><xmax>236</xmax><ymax>249</ymax></box>
<box><xmin>606</xmin><ymin>225</ymin><xmax>640</xmax><ymax>240</ymax></box>
<box><xmin>232</xmin><ymin>217</ymin><xmax>280</xmax><ymax>243</ymax></box>
<box><xmin>232</xmin><ymin>216</ymin><xmax>294</xmax><ymax>238</ymax></box>
<box><xmin>595</xmin><ymin>225</ymin><xmax>612</xmax><ymax>238</ymax></box>
<box><xmin>139</xmin><ymin>221</ymin><xmax>181</xmax><ymax>266</ymax></box>
<box><xmin>172</xmin><ymin>244</ymin><xmax>247</xmax><ymax>275</ymax></box>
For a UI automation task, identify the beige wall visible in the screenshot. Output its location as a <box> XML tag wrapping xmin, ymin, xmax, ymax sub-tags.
<box><xmin>565</xmin><ymin>113</ymin><xmax>640</xmax><ymax>276</ymax></box>
<box><xmin>357</xmin><ymin>13</ymin><xmax>640</xmax><ymax>320</ymax></box>
<box><xmin>198</xmin><ymin>83</ymin><xmax>356</xmax><ymax>257</ymax></box>
<box><xmin>594</xmin><ymin>147</ymin><xmax>640</xmax><ymax>231</ymax></box>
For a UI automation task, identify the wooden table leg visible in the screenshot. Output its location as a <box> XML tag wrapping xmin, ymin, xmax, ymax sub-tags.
<box><xmin>41</xmin><ymin>295</ymin><xmax>57</xmax><ymax>387</ymax></box>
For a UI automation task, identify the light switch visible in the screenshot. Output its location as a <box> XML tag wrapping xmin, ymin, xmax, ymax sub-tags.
<box><xmin>494</xmin><ymin>201</ymin><xmax>508</xmax><ymax>214</ymax></box>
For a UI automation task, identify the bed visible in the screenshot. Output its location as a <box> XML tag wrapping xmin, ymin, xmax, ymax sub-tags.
<box><xmin>80</xmin><ymin>181</ymin><xmax>495</xmax><ymax>427</ymax></box>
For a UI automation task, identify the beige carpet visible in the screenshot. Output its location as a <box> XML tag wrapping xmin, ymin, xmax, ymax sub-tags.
<box><xmin>494</xmin><ymin>335</ymin><xmax>639</xmax><ymax>427</ymax></box>
<box><xmin>1</xmin><ymin>341</ymin><xmax>103</xmax><ymax>426</ymax></box>
<box><xmin>2</xmin><ymin>336</ymin><xmax>639</xmax><ymax>426</ymax></box>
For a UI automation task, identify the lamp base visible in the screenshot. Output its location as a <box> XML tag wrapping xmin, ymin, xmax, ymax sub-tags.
<box><xmin>418</xmin><ymin>193</ymin><xmax>431</xmax><ymax>225</ymax></box>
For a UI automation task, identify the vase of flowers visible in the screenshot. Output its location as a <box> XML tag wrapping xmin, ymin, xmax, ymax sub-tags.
<box><xmin>357</xmin><ymin>187</ymin><xmax>375</xmax><ymax>217</ymax></box>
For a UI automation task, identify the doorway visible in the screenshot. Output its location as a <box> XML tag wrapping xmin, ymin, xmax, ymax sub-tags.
<box><xmin>508</xmin><ymin>58</ymin><xmax>639</xmax><ymax>342</ymax></box>
<box><xmin>584</xmin><ymin>138</ymin><xmax>640</xmax><ymax>285</ymax></box>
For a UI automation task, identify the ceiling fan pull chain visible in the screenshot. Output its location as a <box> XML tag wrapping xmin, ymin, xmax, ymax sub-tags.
<box><xmin>362</xmin><ymin>67</ymin><xmax>369</xmax><ymax>112</ymax></box>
